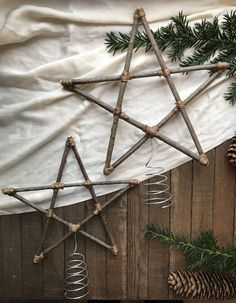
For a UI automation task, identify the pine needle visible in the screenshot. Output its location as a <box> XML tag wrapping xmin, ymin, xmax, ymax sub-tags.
<box><xmin>145</xmin><ymin>224</ymin><xmax>236</xmax><ymax>273</ymax></box>
<box><xmin>105</xmin><ymin>11</ymin><xmax>236</xmax><ymax>105</ymax></box>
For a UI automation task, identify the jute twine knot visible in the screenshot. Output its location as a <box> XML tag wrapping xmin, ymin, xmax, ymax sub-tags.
<box><xmin>2</xmin><ymin>187</ymin><xmax>15</xmax><ymax>195</ymax></box>
<box><xmin>136</xmin><ymin>7</ymin><xmax>145</xmax><ymax>18</ymax></box>
<box><xmin>176</xmin><ymin>100</ymin><xmax>185</xmax><ymax>110</ymax></box>
<box><xmin>83</xmin><ymin>180</ymin><xmax>92</xmax><ymax>187</ymax></box>
<box><xmin>199</xmin><ymin>154</ymin><xmax>209</xmax><ymax>166</ymax></box>
<box><xmin>33</xmin><ymin>253</ymin><xmax>44</xmax><ymax>264</ymax></box>
<box><xmin>93</xmin><ymin>203</ymin><xmax>102</xmax><ymax>215</ymax></box>
<box><xmin>66</xmin><ymin>136</ymin><xmax>75</xmax><ymax>147</ymax></box>
<box><xmin>60</xmin><ymin>79</ymin><xmax>74</xmax><ymax>90</ymax></box>
<box><xmin>111</xmin><ymin>245</ymin><xmax>118</xmax><ymax>255</ymax></box>
<box><xmin>103</xmin><ymin>165</ymin><xmax>114</xmax><ymax>175</ymax></box>
<box><xmin>145</xmin><ymin>125</ymin><xmax>159</xmax><ymax>138</ymax></box>
<box><xmin>129</xmin><ymin>179</ymin><xmax>140</xmax><ymax>185</ymax></box>
<box><xmin>121</xmin><ymin>71</ymin><xmax>130</xmax><ymax>82</ymax></box>
<box><xmin>113</xmin><ymin>107</ymin><xmax>122</xmax><ymax>116</ymax></box>
<box><xmin>46</xmin><ymin>209</ymin><xmax>55</xmax><ymax>218</ymax></box>
<box><xmin>68</xmin><ymin>223</ymin><xmax>80</xmax><ymax>233</ymax></box>
<box><xmin>217</xmin><ymin>61</ymin><xmax>230</xmax><ymax>70</ymax></box>
<box><xmin>162</xmin><ymin>68</ymin><xmax>170</xmax><ymax>77</ymax></box>
<box><xmin>51</xmin><ymin>182</ymin><xmax>64</xmax><ymax>190</ymax></box>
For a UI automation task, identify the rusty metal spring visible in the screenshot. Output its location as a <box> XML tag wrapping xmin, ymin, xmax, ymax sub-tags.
<box><xmin>142</xmin><ymin>140</ymin><xmax>173</xmax><ymax>208</ymax></box>
<box><xmin>64</xmin><ymin>234</ymin><xmax>89</xmax><ymax>300</ymax></box>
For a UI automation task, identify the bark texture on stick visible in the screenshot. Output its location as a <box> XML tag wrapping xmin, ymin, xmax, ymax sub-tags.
<box><xmin>60</xmin><ymin>8</ymin><xmax>229</xmax><ymax>173</ymax></box>
<box><xmin>2</xmin><ymin>137</ymin><xmax>138</xmax><ymax>260</ymax></box>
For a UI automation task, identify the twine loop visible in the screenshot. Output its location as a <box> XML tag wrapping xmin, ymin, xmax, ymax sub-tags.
<box><xmin>51</xmin><ymin>182</ymin><xmax>64</xmax><ymax>190</ymax></box>
<box><xmin>68</xmin><ymin>223</ymin><xmax>80</xmax><ymax>233</ymax></box>
<box><xmin>33</xmin><ymin>253</ymin><xmax>44</xmax><ymax>264</ymax></box>
<box><xmin>176</xmin><ymin>100</ymin><xmax>185</xmax><ymax>110</ymax></box>
<box><xmin>162</xmin><ymin>68</ymin><xmax>170</xmax><ymax>77</ymax></box>
<box><xmin>129</xmin><ymin>179</ymin><xmax>140</xmax><ymax>185</ymax></box>
<box><xmin>145</xmin><ymin>125</ymin><xmax>159</xmax><ymax>138</ymax></box>
<box><xmin>111</xmin><ymin>245</ymin><xmax>118</xmax><ymax>255</ymax></box>
<box><xmin>113</xmin><ymin>107</ymin><xmax>122</xmax><ymax>116</ymax></box>
<box><xmin>136</xmin><ymin>7</ymin><xmax>145</xmax><ymax>18</ymax></box>
<box><xmin>199</xmin><ymin>154</ymin><xmax>209</xmax><ymax>166</ymax></box>
<box><xmin>60</xmin><ymin>79</ymin><xmax>74</xmax><ymax>90</ymax></box>
<box><xmin>46</xmin><ymin>209</ymin><xmax>55</xmax><ymax>218</ymax></box>
<box><xmin>121</xmin><ymin>71</ymin><xmax>130</xmax><ymax>82</ymax></box>
<box><xmin>93</xmin><ymin>203</ymin><xmax>102</xmax><ymax>215</ymax></box>
<box><xmin>103</xmin><ymin>165</ymin><xmax>114</xmax><ymax>175</ymax></box>
<box><xmin>217</xmin><ymin>61</ymin><xmax>230</xmax><ymax>70</ymax></box>
<box><xmin>2</xmin><ymin>187</ymin><xmax>15</xmax><ymax>195</ymax></box>
<box><xmin>66</xmin><ymin>136</ymin><xmax>75</xmax><ymax>147</ymax></box>
<box><xmin>83</xmin><ymin>180</ymin><xmax>92</xmax><ymax>187</ymax></box>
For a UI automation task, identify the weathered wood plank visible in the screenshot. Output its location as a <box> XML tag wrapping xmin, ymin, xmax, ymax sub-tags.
<box><xmin>63</xmin><ymin>201</ymin><xmax>86</xmax><ymax>260</ymax></box>
<box><xmin>106</xmin><ymin>191</ymin><xmax>127</xmax><ymax>299</ymax></box>
<box><xmin>127</xmin><ymin>182</ymin><xmax>148</xmax><ymax>299</ymax></box>
<box><xmin>1</xmin><ymin>141</ymin><xmax>236</xmax><ymax>301</ymax></box>
<box><xmin>0</xmin><ymin>215</ymin><xmax>2</xmax><ymax>298</ymax></box>
<box><xmin>169</xmin><ymin>162</ymin><xmax>192</xmax><ymax>300</ymax></box>
<box><xmin>85</xmin><ymin>196</ymin><xmax>107</xmax><ymax>299</ymax></box>
<box><xmin>191</xmin><ymin>150</ymin><xmax>215</xmax><ymax>237</ymax></box>
<box><xmin>148</xmin><ymin>172</ymin><xmax>171</xmax><ymax>300</ymax></box>
<box><xmin>63</xmin><ymin>201</ymin><xmax>86</xmax><ymax>299</ymax></box>
<box><xmin>21</xmin><ymin>211</ymin><xmax>43</xmax><ymax>299</ymax></box>
<box><xmin>1</xmin><ymin>214</ymin><xmax>22</xmax><ymax>299</ymax></box>
<box><xmin>213</xmin><ymin>141</ymin><xmax>235</xmax><ymax>246</ymax></box>
<box><xmin>43</xmin><ymin>207</ymin><xmax>64</xmax><ymax>299</ymax></box>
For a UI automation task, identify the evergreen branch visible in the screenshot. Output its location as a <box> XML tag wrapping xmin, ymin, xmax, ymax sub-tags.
<box><xmin>105</xmin><ymin>11</ymin><xmax>236</xmax><ymax>104</ymax></box>
<box><xmin>145</xmin><ymin>224</ymin><xmax>236</xmax><ymax>273</ymax></box>
<box><xmin>225</xmin><ymin>82</ymin><xmax>236</xmax><ymax>105</ymax></box>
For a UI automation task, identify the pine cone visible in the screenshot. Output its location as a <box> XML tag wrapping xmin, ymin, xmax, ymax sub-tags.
<box><xmin>168</xmin><ymin>270</ymin><xmax>236</xmax><ymax>300</ymax></box>
<box><xmin>227</xmin><ymin>133</ymin><xmax>236</xmax><ymax>166</ymax></box>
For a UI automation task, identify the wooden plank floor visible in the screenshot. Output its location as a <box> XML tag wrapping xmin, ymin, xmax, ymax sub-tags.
<box><xmin>0</xmin><ymin>140</ymin><xmax>235</xmax><ymax>301</ymax></box>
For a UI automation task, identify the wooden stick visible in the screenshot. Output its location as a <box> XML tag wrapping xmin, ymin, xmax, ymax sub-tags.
<box><xmin>71</xmin><ymin>142</ymin><xmax>116</xmax><ymax>246</ymax></box>
<box><xmin>11</xmin><ymin>185</ymin><xmax>132</xmax><ymax>259</ymax></box>
<box><xmin>42</xmin><ymin>231</ymin><xmax>73</xmax><ymax>255</ymax></box>
<box><xmin>140</xmin><ymin>8</ymin><xmax>204</xmax><ymax>157</ymax></box>
<box><xmin>104</xmin><ymin>13</ymin><xmax>139</xmax><ymax>175</ymax></box>
<box><xmin>72</xmin><ymin>87</ymin><xmax>202</xmax><ymax>163</ymax></box>
<box><xmin>66</xmin><ymin>63</ymin><xmax>228</xmax><ymax>85</ymax></box>
<box><xmin>2</xmin><ymin>136</ymin><xmax>139</xmax><ymax>260</ymax></box>
<box><xmin>157</xmin><ymin>71</ymin><xmax>222</xmax><ymax>129</ymax></box>
<box><xmin>12</xmin><ymin>193</ymin><xmax>70</xmax><ymax>227</ymax></box>
<box><xmin>37</xmin><ymin>143</ymin><xmax>70</xmax><ymax>254</ymax></box>
<box><xmin>5</xmin><ymin>180</ymin><xmax>135</xmax><ymax>193</ymax></box>
<box><xmin>38</xmin><ymin>229</ymin><xmax>113</xmax><ymax>260</ymax></box>
<box><xmin>110</xmin><ymin>71</ymin><xmax>222</xmax><ymax>170</ymax></box>
<box><xmin>79</xmin><ymin>229</ymin><xmax>112</xmax><ymax>250</ymax></box>
<box><xmin>34</xmin><ymin>185</ymin><xmax>132</xmax><ymax>260</ymax></box>
<box><xmin>12</xmin><ymin>193</ymin><xmax>48</xmax><ymax>214</ymax></box>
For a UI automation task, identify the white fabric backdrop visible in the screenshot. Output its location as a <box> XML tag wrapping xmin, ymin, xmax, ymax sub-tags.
<box><xmin>0</xmin><ymin>0</ymin><xmax>236</xmax><ymax>215</ymax></box>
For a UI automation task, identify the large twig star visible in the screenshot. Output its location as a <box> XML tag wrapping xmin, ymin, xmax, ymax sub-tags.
<box><xmin>2</xmin><ymin>136</ymin><xmax>139</xmax><ymax>263</ymax></box>
<box><xmin>61</xmin><ymin>7</ymin><xmax>229</xmax><ymax>175</ymax></box>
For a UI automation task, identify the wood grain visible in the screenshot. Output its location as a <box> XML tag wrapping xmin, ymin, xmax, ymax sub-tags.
<box><xmin>21</xmin><ymin>211</ymin><xmax>43</xmax><ymax>299</ymax></box>
<box><xmin>213</xmin><ymin>141</ymin><xmax>235</xmax><ymax>246</ymax></box>
<box><xmin>0</xmin><ymin>141</ymin><xmax>235</xmax><ymax>301</ymax></box>
<box><xmin>1</xmin><ymin>214</ymin><xmax>22</xmax><ymax>299</ymax></box>
<box><xmin>85</xmin><ymin>196</ymin><xmax>107</xmax><ymax>299</ymax></box>
<box><xmin>106</xmin><ymin>191</ymin><xmax>128</xmax><ymax>299</ymax></box>
<box><xmin>169</xmin><ymin>162</ymin><xmax>192</xmax><ymax>300</ymax></box>
<box><xmin>0</xmin><ymin>215</ymin><xmax>2</xmax><ymax>298</ymax></box>
<box><xmin>127</xmin><ymin>182</ymin><xmax>148</xmax><ymax>300</ymax></box>
<box><xmin>148</xmin><ymin>172</ymin><xmax>170</xmax><ymax>300</ymax></box>
<box><xmin>43</xmin><ymin>207</ymin><xmax>64</xmax><ymax>299</ymax></box>
<box><xmin>191</xmin><ymin>150</ymin><xmax>215</xmax><ymax>237</ymax></box>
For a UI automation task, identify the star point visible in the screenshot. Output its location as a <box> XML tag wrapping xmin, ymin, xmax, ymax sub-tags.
<box><xmin>2</xmin><ymin>136</ymin><xmax>138</xmax><ymax>261</ymax></box>
<box><xmin>61</xmin><ymin>8</ymin><xmax>230</xmax><ymax>175</ymax></box>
